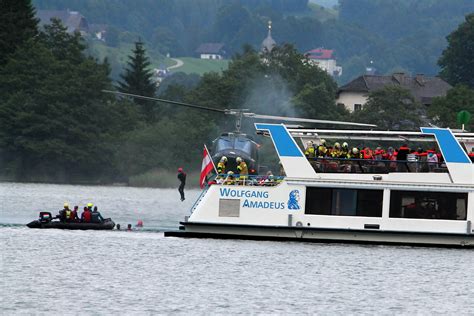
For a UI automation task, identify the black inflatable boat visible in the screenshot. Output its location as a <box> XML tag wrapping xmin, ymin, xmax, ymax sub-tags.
<box><xmin>27</xmin><ymin>212</ymin><xmax>115</xmax><ymax>230</ymax></box>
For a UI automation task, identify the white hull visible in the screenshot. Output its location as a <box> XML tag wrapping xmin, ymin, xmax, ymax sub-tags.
<box><xmin>167</xmin><ymin>222</ymin><xmax>474</xmax><ymax>248</ymax></box>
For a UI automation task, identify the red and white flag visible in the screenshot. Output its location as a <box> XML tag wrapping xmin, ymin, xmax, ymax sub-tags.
<box><xmin>200</xmin><ymin>145</ymin><xmax>216</xmax><ymax>188</ymax></box>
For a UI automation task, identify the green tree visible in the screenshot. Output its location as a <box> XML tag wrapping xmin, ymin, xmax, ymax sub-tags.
<box><xmin>428</xmin><ymin>85</ymin><xmax>474</xmax><ymax>131</ymax></box>
<box><xmin>0</xmin><ymin>0</ymin><xmax>39</xmax><ymax>65</ymax></box>
<box><xmin>118</xmin><ymin>40</ymin><xmax>157</xmax><ymax>122</ymax></box>
<box><xmin>439</xmin><ymin>13</ymin><xmax>474</xmax><ymax>88</ymax></box>
<box><xmin>0</xmin><ymin>19</ymin><xmax>129</xmax><ymax>181</ymax></box>
<box><xmin>352</xmin><ymin>85</ymin><xmax>425</xmax><ymax>130</ymax></box>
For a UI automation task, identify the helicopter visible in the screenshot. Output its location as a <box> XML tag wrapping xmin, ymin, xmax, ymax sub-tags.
<box><xmin>102</xmin><ymin>90</ymin><xmax>375</xmax><ymax>174</ymax></box>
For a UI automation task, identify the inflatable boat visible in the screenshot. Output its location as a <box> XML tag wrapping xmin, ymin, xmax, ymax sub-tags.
<box><xmin>27</xmin><ymin>212</ymin><xmax>115</xmax><ymax>230</ymax></box>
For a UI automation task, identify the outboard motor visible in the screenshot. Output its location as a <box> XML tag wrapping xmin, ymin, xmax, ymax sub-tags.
<box><xmin>39</xmin><ymin>212</ymin><xmax>52</xmax><ymax>223</ymax></box>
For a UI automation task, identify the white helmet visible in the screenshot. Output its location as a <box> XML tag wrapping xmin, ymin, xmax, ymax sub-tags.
<box><xmin>236</xmin><ymin>157</ymin><xmax>242</xmax><ymax>163</ymax></box>
<box><xmin>227</xmin><ymin>171</ymin><xmax>234</xmax><ymax>175</ymax></box>
<box><xmin>342</xmin><ymin>142</ymin><xmax>348</xmax><ymax>148</ymax></box>
<box><xmin>320</xmin><ymin>139</ymin><xmax>326</xmax><ymax>145</ymax></box>
<box><xmin>307</xmin><ymin>141</ymin><xmax>313</xmax><ymax>146</ymax></box>
<box><xmin>334</xmin><ymin>142</ymin><xmax>341</xmax><ymax>149</ymax></box>
<box><xmin>352</xmin><ymin>148</ymin><xmax>359</xmax><ymax>154</ymax></box>
<box><xmin>220</xmin><ymin>156</ymin><xmax>227</xmax><ymax>162</ymax></box>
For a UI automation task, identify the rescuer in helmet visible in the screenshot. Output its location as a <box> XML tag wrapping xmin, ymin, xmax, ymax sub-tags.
<box><xmin>217</xmin><ymin>156</ymin><xmax>227</xmax><ymax>175</ymax></box>
<box><xmin>317</xmin><ymin>139</ymin><xmax>328</xmax><ymax>157</ymax></box>
<box><xmin>236</xmin><ymin>157</ymin><xmax>248</xmax><ymax>185</ymax></box>
<box><xmin>304</xmin><ymin>141</ymin><xmax>316</xmax><ymax>159</ymax></box>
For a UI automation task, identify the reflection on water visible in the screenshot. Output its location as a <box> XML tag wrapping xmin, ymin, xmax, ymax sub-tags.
<box><xmin>1</xmin><ymin>183</ymin><xmax>473</xmax><ymax>314</ymax></box>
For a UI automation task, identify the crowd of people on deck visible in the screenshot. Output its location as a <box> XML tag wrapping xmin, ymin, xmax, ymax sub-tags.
<box><xmin>57</xmin><ymin>202</ymin><xmax>104</xmax><ymax>223</ymax></box>
<box><xmin>302</xmin><ymin>139</ymin><xmax>451</xmax><ymax>163</ymax></box>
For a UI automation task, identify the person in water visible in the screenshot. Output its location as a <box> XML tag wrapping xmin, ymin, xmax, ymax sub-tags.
<box><xmin>177</xmin><ymin>167</ymin><xmax>186</xmax><ymax>201</ymax></box>
<box><xmin>91</xmin><ymin>206</ymin><xmax>104</xmax><ymax>223</ymax></box>
<box><xmin>81</xmin><ymin>206</ymin><xmax>92</xmax><ymax>223</ymax></box>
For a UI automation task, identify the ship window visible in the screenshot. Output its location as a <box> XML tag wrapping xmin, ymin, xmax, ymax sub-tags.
<box><xmin>305</xmin><ymin>188</ymin><xmax>383</xmax><ymax>217</ymax></box>
<box><xmin>389</xmin><ymin>190</ymin><xmax>467</xmax><ymax>220</ymax></box>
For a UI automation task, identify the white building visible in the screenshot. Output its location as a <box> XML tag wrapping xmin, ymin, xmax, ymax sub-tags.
<box><xmin>196</xmin><ymin>43</ymin><xmax>226</xmax><ymax>60</ymax></box>
<box><xmin>337</xmin><ymin>73</ymin><xmax>452</xmax><ymax>112</ymax></box>
<box><xmin>305</xmin><ymin>48</ymin><xmax>342</xmax><ymax>77</ymax></box>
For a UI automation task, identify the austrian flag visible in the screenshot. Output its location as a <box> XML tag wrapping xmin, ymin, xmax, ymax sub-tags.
<box><xmin>200</xmin><ymin>145</ymin><xmax>215</xmax><ymax>188</ymax></box>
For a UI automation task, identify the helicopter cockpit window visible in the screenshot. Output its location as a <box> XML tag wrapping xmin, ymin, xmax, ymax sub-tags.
<box><xmin>215</xmin><ymin>138</ymin><xmax>233</xmax><ymax>152</ymax></box>
<box><xmin>234</xmin><ymin>138</ymin><xmax>254</xmax><ymax>153</ymax></box>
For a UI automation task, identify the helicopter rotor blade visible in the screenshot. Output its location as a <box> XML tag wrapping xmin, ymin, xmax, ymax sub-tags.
<box><xmin>243</xmin><ymin>113</ymin><xmax>377</xmax><ymax>127</ymax></box>
<box><xmin>102</xmin><ymin>90</ymin><xmax>227</xmax><ymax>114</ymax></box>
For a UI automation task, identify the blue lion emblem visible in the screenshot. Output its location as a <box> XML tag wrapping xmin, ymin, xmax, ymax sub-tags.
<box><xmin>287</xmin><ymin>190</ymin><xmax>300</xmax><ymax>210</ymax></box>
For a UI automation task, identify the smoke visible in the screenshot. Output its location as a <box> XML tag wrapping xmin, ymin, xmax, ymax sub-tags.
<box><xmin>243</xmin><ymin>73</ymin><xmax>296</xmax><ymax>118</ymax></box>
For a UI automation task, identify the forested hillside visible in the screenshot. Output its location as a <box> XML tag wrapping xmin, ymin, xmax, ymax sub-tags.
<box><xmin>33</xmin><ymin>0</ymin><xmax>474</xmax><ymax>82</ymax></box>
<box><xmin>2</xmin><ymin>1</ymin><xmax>473</xmax><ymax>185</ymax></box>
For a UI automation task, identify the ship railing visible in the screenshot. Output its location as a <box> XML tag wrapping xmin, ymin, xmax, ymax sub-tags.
<box><xmin>208</xmin><ymin>174</ymin><xmax>285</xmax><ymax>186</ymax></box>
<box><xmin>190</xmin><ymin>187</ymin><xmax>209</xmax><ymax>214</ymax></box>
<box><xmin>307</xmin><ymin>157</ymin><xmax>448</xmax><ymax>174</ymax></box>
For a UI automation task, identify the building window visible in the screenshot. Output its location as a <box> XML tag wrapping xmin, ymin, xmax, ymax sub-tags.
<box><xmin>389</xmin><ymin>190</ymin><xmax>467</xmax><ymax>220</ymax></box>
<box><xmin>354</xmin><ymin>104</ymin><xmax>362</xmax><ymax>111</ymax></box>
<box><xmin>305</xmin><ymin>187</ymin><xmax>383</xmax><ymax>217</ymax></box>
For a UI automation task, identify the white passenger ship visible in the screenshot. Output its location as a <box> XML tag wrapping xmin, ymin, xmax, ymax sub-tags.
<box><xmin>165</xmin><ymin>124</ymin><xmax>474</xmax><ymax>248</ymax></box>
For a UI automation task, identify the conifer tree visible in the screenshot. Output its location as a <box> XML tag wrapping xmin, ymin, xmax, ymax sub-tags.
<box><xmin>0</xmin><ymin>0</ymin><xmax>39</xmax><ymax>65</ymax></box>
<box><xmin>118</xmin><ymin>40</ymin><xmax>157</xmax><ymax>121</ymax></box>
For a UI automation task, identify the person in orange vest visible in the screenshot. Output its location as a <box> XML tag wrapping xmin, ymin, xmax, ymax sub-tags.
<box><xmin>361</xmin><ymin>147</ymin><xmax>374</xmax><ymax>159</ymax></box>
<box><xmin>468</xmin><ymin>148</ymin><xmax>474</xmax><ymax>162</ymax></box>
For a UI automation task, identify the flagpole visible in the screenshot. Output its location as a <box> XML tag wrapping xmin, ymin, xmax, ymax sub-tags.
<box><xmin>204</xmin><ymin>144</ymin><xmax>218</xmax><ymax>174</ymax></box>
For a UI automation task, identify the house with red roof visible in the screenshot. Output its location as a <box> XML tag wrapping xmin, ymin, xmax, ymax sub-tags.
<box><xmin>305</xmin><ymin>48</ymin><xmax>342</xmax><ymax>77</ymax></box>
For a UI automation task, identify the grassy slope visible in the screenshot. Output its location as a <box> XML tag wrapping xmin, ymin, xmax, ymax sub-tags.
<box><xmin>88</xmin><ymin>41</ymin><xmax>229</xmax><ymax>76</ymax></box>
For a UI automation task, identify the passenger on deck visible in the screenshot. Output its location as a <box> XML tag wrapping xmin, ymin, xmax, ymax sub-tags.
<box><xmin>361</xmin><ymin>147</ymin><xmax>374</xmax><ymax>159</ymax></box>
<box><xmin>304</xmin><ymin>141</ymin><xmax>316</xmax><ymax>158</ymax></box>
<box><xmin>91</xmin><ymin>206</ymin><xmax>104</xmax><ymax>223</ymax></box>
<box><xmin>374</xmin><ymin>147</ymin><xmax>385</xmax><ymax>160</ymax></box>
<box><xmin>349</xmin><ymin>148</ymin><xmax>362</xmax><ymax>159</ymax></box>
<box><xmin>427</xmin><ymin>149</ymin><xmax>439</xmax><ymax>171</ymax></box>
<box><xmin>469</xmin><ymin>148</ymin><xmax>474</xmax><ymax>162</ymax></box>
<box><xmin>341</xmin><ymin>142</ymin><xmax>350</xmax><ymax>158</ymax></box>
<box><xmin>236</xmin><ymin>157</ymin><xmax>248</xmax><ymax>184</ymax></box>
<box><xmin>81</xmin><ymin>206</ymin><xmax>92</xmax><ymax>223</ymax></box>
<box><xmin>397</xmin><ymin>144</ymin><xmax>410</xmax><ymax>161</ymax></box>
<box><xmin>317</xmin><ymin>139</ymin><xmax>328</xmax><ymax>157</ymax></box>
<box><xmin>330</xmin><ymin>142</ymin><xmax>342</xmax><ymax>158</ymax></box>
<box><xmin>217</xmin><ymin>156</ymin><xmax>227</xmax><ymax>176</ymax></box>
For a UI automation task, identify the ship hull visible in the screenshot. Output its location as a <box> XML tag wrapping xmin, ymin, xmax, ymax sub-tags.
<box><xmin>165</xmin><ymin>222</ymin><xmax>474</xmax><ymax>248</ymax></box>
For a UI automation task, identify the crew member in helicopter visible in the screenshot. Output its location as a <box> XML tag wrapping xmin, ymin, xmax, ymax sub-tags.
<box><xmin>217</xmin><ymin>156</ymin><xmax>227</xmax><ymax>177</ymax></box>
<box><xmin>177</xmin><ymin>167</ymin><xmax>186</xmax><ymax>201</ymax></box>
<box><xmin>236</xmin><ymin>157</ymin><xmax>248</xmax><ymax>185</ymax></box>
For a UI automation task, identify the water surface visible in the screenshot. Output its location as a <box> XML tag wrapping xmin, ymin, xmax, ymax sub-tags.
<box><xmin>1</xmin><ymin>183</ymin><xmax>473</xmax><ymax>314</ymax></box>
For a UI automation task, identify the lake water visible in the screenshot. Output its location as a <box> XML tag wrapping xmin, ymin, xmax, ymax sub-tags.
<box><xmin>1</xmin><ymin>182</ymin><xmax>473</xmax><ymax>314</ymax></box>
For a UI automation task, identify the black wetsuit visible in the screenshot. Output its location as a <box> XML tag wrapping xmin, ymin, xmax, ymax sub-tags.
<box><xmin>177</xmin><ymin>171</ymin><xmax>186</xmax><ymax>201</ymax></box>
